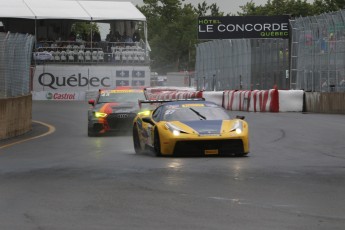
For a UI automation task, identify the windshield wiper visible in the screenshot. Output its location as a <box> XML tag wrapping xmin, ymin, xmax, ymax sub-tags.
<box><xmin>189</xmin><ymin>108</ymin><xmax>206</xmax><ymax>120</ymax></box>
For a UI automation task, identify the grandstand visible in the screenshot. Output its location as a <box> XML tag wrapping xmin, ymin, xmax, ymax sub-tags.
<box><xmin>0</xmin><ymin>0</ymin><xmax>151</xmax><ymax>92</ymax></box>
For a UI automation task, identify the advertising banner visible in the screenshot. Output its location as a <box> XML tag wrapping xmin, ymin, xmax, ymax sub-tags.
<box><xmin>32</xmin><ymin>65</ymin><xmax>151</xmax><ymax>92</ymax></box>
<box><xmin>32</xmin><ymin>91</ymin><xmax>86</xmax><ymax>101</ymax></box>
<box><xmin>198</xmin><ymin>15</ymin><xmax>290</xmax><ymax>40</ymax></box>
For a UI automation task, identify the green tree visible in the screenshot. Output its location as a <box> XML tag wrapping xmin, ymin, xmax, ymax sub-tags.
<box><xmin>239</xmin><ymin>0</ymin><xmax>313</xmax><ymax>17</ymax></box>
<box><xmin>139</xmin><ymin>0</ymin><xmax>224</xmax><ymax>74</ymax></box>
<box><xmin>71</xmin><ymin>22</ymin><xmax>100</xmax><ymax>41</ymax></box>
<box><xmin>312</xmin><ymin>0</ymin><xmax>344</xmax><ymax>14</ymax></box>
<box><xmin>238</xmin><ymin>0</ymin><xmax>343</xmax><ymax>17</ymax></box>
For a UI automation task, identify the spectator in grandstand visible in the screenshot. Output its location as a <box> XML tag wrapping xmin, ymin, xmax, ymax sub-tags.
<box><xmin>36</xmin><ymin>37</ymin><xmax>45</xmax><ymax>49</ymax></box>
<box><xmin>93</xmin><ymin>31</ymin><xmax>101</xmax><ymax>42</ymax></box>
<box><xmin>329</xmin><ymin>33</ymin><xmax>335</xmax><ymax>52</ymax></box>
<box><xmin>114</xmin><ymin>31</ymin><xmax>121</xmax><ymax>42</ymax></box>
<box><xmin>320</xmin><ymin>37</ymin><xmax>327</xmax><ymax>54</ymax></box>
<box><xmin>106</xmin><ymin>30</ymin><xmax>121</xmax><ymax>43</ymax></box>
<box><xmin>106</xmin><ymin>30</ymin><xmax>113</xmax><ymax>42</ymax></box>
<box><xmin>132</xmin><ymin>30</ymin><xmax>141</xmax><ymax>42</ymax></box>
<box><xmin>339</xmin><ymin>78</ymin><xmax>345</xmax><ymax>87</ymax></box>
<box><xmin>68</xmin><ymin>32</ymin><xmax>76</xmax><ymax>41</ymax></box>
<box><xmin>121</xmin><ymin>32</ymin><xmax>133</xmax><ymax>44</ymax></box>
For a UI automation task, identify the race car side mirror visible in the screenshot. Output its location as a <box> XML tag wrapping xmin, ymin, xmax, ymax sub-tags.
<box><xmin>88</xmin><ymin>99</ymin><xmax>95</xmax><ymax>106</ymax></box>
<box><xmin>142</xmin><ymin>117</ymin><xmax>155</xmax><ymax>126</ymax></box>
<box><xmin>236</xmin><ymin>115</ymin><xmax>245</xmax><ymax>120</ymax></box>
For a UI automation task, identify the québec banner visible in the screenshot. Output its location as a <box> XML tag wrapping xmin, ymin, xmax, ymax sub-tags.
<box><xmin>198</xmin><ymin>15</ymin><xmax>290</xmax><ymax>40</ymax></box>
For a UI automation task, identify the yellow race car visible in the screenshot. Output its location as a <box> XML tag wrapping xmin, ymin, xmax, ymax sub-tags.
<box><xmin>132</xmin><ymin>99</ymin><xmax>249</xmax><ymax>157</ymax></box>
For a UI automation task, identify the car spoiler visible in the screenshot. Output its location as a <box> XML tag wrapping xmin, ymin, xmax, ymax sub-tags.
<box><xmin>139</xmin><ymin>98</ymin><xmax>205</xmax><ymax>104</ymax></box>
<box><xmin>138</xmin><ymin>98</ymin><xmax>205</xmax><ymax>109</ymax></box>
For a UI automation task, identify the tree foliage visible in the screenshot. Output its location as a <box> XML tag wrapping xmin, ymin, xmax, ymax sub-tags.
<box><xmin>239</xmin><ymin>0</ymin><xmax>344</xmax><ymax>17</ymax></box>
<box><xmin>138</xmin><ymin>0</ymin><xmax>223</xmax><ymax>73</ymax></box>
<box><xmin>71</xmin><ymin>22</ymin><xmax>100</xmax><ymax>41</ymax></box>
<box><xmin>138</xmin><ymin>0</ymin><xmax>344</xmax><ymax>74</ymax></box>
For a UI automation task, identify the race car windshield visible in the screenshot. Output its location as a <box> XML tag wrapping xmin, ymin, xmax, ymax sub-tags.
<box><xmin>164</xmin><ymin>107</ymin><xmax>230</xmax><ymax>121</ymax></box>
<box><xmin>189</xmin><ymin>107</ymin><xmax>206</xmax><ymax>120</ymax></box>
<box><xmin>98</xmin><ymin>92</ymin><xmax>146</xmax><ymax>103</ymax></box>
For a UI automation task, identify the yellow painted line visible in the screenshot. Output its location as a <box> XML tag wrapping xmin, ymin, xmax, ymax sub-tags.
<box><xmin>0</xmin><ymin>120</ymin><xmax>55</xmax><ymax>150</ymax></box>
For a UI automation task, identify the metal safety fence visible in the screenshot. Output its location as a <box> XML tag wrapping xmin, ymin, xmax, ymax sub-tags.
<box><xmin>0</xmin><ymin>32</ymin><xmax>34</xmax><ymax>98</ymax></box>
<box><xmin>290</xmin><ymin>10</ymin><xmax>345</xmax><ymax>92</ymax></box>
<box><xmin>195</xmin><ymin>38</ymin><xmax>289</xmax><ymax>91</ymax></box>
<box><xmin>195</xmin><ymin>10</ymin><xmax>345</xmax><ymax>92</ymax></box>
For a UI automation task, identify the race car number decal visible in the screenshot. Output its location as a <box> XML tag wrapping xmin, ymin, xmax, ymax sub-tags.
<box><xmin>181</xmin><ymin>104</ymin><xmax>205</xmax><ymax>107</ymax></box>
<box><xmin>165</xmin><ymin>109</ymin><xmax>176</xmax><ymax>115</ymax></box>
<box><xmin>101</xmin><ymin>91</ymin><xmax>111</xmax><ymax>96</ymax></box>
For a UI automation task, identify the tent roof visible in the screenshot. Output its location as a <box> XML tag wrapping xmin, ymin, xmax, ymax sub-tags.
<box><xmin>79</xmin><ymin>1</ymin><xmax>145</xmax><ymax>21</ymax></box>
<box><xmin>0</xmin><ymin>0</ymin><xmax>36</xmax><ymax>19</ymax></box>
<box><xmin>0</xmin><ymin>0</ymin><xmax>146</xmax><ymax>21</ymax></box>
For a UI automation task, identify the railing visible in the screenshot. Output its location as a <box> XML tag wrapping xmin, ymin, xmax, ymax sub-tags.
<box><xmin>32</xmin><ymin>40</ymin><xmax>149</xmax><ymax>65</ymax></box>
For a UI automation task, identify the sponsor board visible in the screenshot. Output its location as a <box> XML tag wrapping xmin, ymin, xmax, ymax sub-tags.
<box><xmin>32</xmin><ymin>65</ymin><xmax>150</xmax><ymax>91</ymax></box>
<box><xmin>198</xmin><ymin>16</ymin><xmax>290</xmax><ymax>39</ymax></box>
<box><xmin>32</xmin><ymin>91</ymin><xmax>86</xmax><ymax>101</ymax></box>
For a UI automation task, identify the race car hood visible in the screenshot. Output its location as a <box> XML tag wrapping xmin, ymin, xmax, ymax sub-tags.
<box><xmin>178</xmin><ymin>120</ymin><xmax>223</xmax><ymax>135</ymax></box>
<box><xmin>93</xmin><ymin>102</ymin><xmax>140</xmax><ymax>114</ymax></box>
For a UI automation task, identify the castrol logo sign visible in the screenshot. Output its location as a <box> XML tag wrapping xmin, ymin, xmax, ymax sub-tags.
<box><xmin>32</xmin><ymin>91</ymin><xmax>86</xmax><ymax>101</ymax></box>
<box><xmin>46</xmin><ymin>92</ymin><xmax>76</xmax><ymax>100</ymax></box>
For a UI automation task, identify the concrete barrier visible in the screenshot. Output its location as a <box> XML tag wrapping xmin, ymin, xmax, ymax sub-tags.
<box><xmin>201</xmin><ymin>91</ymin><xmax>223</xmax><ymax>106</ymax></box>
<box><xmin>278</xmin><ymin>90</ymin><xmax>304</xmax><ymax>112</ymax></box>
<box><xmin>0</xmin><ymin>95</ymin><xmax>32</xmax><ymax>140</ymax></box>
<box><xmin>223</xmin><ymin>89</ymin><xmax>279</xmax><ymax>112</ymax></box>
<box><xmin>304</xmin><ymin>92</ymin><xmax>345</xmax><ymax>114</ymax></box>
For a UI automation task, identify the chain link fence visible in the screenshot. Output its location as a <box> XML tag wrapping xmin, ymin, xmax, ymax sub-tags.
<box><xmin>195</xmin><ymin>38</ymin><xmax>289</xmax><ymax>91</ymax></box>
<box><xmin>195</xmin><ymin>10</ymin><xmax>345</xmax><ymax>92</ymax></box>
<box><xmin>0</xmin><ymin>32</ymin><xmax>34</xmax><ymax>98</ymax></box>
<box><xmin>290</xmin><ymin>10</ymin><xmax>345</xmax><ymax>92</ymax></box>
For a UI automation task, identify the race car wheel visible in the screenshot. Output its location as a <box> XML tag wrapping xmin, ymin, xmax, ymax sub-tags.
<box><xmin>88</xmin><ymin>128</ymin><xmax>96</xmax><ymax>137</ymax></box>
<box><xmin>133</xmin><ymin>125</ymin><xmax>143</xmax><ymax>154</ymax></box>
<box><xmin>153</xmin><ymin>129</ymin><xmax>162</xmax><ymax>157</ymax></box>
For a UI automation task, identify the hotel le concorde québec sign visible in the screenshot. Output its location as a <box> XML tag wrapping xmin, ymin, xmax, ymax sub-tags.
<box><xmin>198</xmin><ymin>15</ymin><xmax>290</xmax><ymax>40</ymax></box>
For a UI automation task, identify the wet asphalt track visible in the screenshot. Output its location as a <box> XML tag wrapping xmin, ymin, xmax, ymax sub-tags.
<box><xmin>0</xmin><ymin>100</ymin><xmax>344</xmax><ymax>230</ymax></box>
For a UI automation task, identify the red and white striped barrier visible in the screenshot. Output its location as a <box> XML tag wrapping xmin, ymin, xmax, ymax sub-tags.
<box><xmin>201</xmin><ymin>91</ymin><xmax>224</xmax><ymax>106</ymax></box>
<box><xmin>143</xmin><ymin>87</ymin><xmax>303</xmax><ymax>112</ymax></box>
<box><xmin>144</xmin><ymin>87</ymin><xmax>202</xmax><ymax>100</ymax></box>
<box><xmin>223</xmin><ymin>89</ymin><xmax>279</xmax><ymax>112</ymax></box>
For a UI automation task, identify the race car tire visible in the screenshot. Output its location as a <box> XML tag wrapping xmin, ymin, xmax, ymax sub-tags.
<box><xmin>88</xmin><ymin>128</ymin><xmax>96</xmax><ymax>137</ymax></box>
<box><xmin>153</xmin><ymin>129</ymin><xmax>162</xmax><ymax>157</ymax></box>
<box><xmin>235</xmin><ymin>152</ymin><xmax>248</xmax><ymax>157</ymax></box>
<box><xmin>133</xmin><ymin>125</ymin><xmax>143</xmax><ymax>154</ymax></box>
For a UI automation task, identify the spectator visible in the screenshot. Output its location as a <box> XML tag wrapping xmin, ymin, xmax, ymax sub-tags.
<box><xmin>132</xmin><ymin>30</ymin><xmax>141</xmax><ymax>42</ymax></box>
<box><xmin>93</xmin><ymin>31</ymin><xmax>101</xmax><ymax>42</ymax></box>
<box><xmin>122</xmin><ymin>32</ymin><xmax>133</xmax><ymax>44</ymax></box>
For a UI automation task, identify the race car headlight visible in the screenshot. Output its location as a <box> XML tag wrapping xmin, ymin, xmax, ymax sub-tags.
<box><xmin>138</xmin><ymin>110</ymin><xmax>151</xmax><ymax>116</ymax></box>
<box><xmin>165</xmin><ymin>122</ymin><xmax>188</xmax><ymax>136</ymax></box>
<box><xmin>95</xmin><ymin>112</ymin><xmax>108</xmax><ymax>118</ymax></box>
<box><xmin>230</xmin><ymin>120</ymin><xmax>243</xmax><ymax>134</ymax></box>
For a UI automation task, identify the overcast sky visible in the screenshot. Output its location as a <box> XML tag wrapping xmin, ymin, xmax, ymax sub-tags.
<box><xmin>128</xmin><ymin>0</ymin><xmax>276</xmax><ymax>15</ymax></box>
<box><xmin>127</xmin><ymin>0</ymin><xmax>314</xmax><ymax>15</ymax></box>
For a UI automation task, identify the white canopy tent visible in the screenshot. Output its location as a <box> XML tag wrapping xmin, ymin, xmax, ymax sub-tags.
<box><xmin>0</xmin><ymin>0</ymin><xmax>147</xmax><ymax>47</ymax></box>
<box><xmin>0</xmin><ymin>0</ymin><xmax>146</xmax><ymax>21</ymax></box>
<box><xmin>0</xmin><ymin>0</ymin><xmax>36</xmax><ymax>19</ymax></box>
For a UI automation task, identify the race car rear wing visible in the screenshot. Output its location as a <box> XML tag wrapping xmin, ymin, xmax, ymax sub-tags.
<box><xmin>138</xmin><ymin>98</ymin><xmax>205</xmax><ymax>109</ymax></box>
<box><xmin>139</xmin><ymin>98</ymin><xmax>205</xmax><ymax>104</ymax></box>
